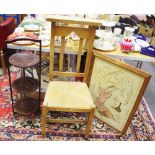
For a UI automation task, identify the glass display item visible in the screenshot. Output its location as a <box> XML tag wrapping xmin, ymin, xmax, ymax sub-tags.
<box><xmin>113</xmin><ymin>27</ymin><xmax>122</xmax><ymax>45</ymax></box>
<box><xmin>102</xmin><ymin>20</ymin><xmax>116</xmax><ymax>32</ymax></box>
<box><xmin>123</xmin><ymin>27</ymin><xmax>135</xmax><ymax>38</ymax></box>
<box><xmin>94</xmin><ymin>20</ymin><xmax>116</xmax><ymax>51</ymax></box>
<box><xmin>6</xmin><ymin>38</ymin><xmax>42</xmax><ymax>115</ymax></box>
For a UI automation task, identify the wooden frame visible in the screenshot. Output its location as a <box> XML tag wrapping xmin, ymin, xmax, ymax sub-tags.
<box><xmin>88</xmin><ymin>51</ymin><xmax>151</xmax><ymax>134</ymax></box>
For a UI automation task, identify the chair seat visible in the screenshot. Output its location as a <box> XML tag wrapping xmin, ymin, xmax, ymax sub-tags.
<box><xmin>43</xmin><ymin>81</ymin><xmax>95</xmax><ymax>110</ymax></box>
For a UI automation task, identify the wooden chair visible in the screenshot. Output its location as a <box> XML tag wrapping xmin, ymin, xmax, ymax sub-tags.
<box><xmin>42</xmin><ymin>15</ymin><xmax>101</xmax><ymax>139</ymax></box>
<box><xmin>0</xmin><ymin>17</ymin><xmax>15</xmax><ymax>75</ymax></box>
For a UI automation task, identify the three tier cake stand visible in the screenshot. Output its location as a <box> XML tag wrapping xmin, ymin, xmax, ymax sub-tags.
<box><xmin>6</xmin><ymin>38</ymin><xmax>42</xmax><ymax>115</ymax></box>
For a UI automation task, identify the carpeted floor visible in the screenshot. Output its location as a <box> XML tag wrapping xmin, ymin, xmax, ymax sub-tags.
<box><xmin>0</xmin><ymin>72</ymin><xmax>155</xmax><ymax>141</ymax></box>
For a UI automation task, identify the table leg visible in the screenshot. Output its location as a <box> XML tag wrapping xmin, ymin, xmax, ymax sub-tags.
<box><xmin>136</xmin><ymin>61</ymin><xmax>140</xmax><ymax>68</ymax></box>
<box><xmin>136</xmin><ymin>60</ymin><xmax>143</xmax><ymax>69</ymax></box>
<box><xmin>139</xmin><ymin>61</ymin><xmax>143</xmax><ymax>69</ymax></box>
<box><xmin>70</xmin><ymin>54</ymin><xmax>77</xmax><ymax>81</ymax></box>
<box><xmin>70</xmin><ymin>54</ymin><xmax>76</xmax><ymax>72</ymax></box>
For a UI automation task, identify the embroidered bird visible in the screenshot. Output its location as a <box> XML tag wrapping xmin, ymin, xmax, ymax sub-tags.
<box><xmin>95</xmin><ymin>87</ymin><xmax>115</xmax><ymax>120</ymax></box>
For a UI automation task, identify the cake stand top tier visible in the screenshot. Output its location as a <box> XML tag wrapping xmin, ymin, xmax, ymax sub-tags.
<box><xmin>9</xmin><ymin>53</ymin><xmax>39</xmax><ymax>68</ymax></box>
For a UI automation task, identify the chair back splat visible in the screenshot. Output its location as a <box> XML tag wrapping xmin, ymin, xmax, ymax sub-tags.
<box><xmin>47</xmin><ymin>15</ymin><xmax>101</xmax><ymax>83</ymax></box>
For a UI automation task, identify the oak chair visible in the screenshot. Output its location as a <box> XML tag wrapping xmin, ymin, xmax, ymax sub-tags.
<box><xmin>42</xmin><ymin>15</ymin><xmax>101</xmax><ymax>139</ymax></box>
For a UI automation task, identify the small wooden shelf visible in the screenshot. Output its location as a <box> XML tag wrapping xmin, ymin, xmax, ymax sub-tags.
<box><xmin>12</xmin><ymin>77</ymin><xmax>39</xmax><ymax>93</ymax></box>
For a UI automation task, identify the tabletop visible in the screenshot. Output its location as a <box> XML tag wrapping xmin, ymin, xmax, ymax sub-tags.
<box><xmin>93</xmin><ymin>47</ymin><xmax>155</xmax><ymax>63</ymax></box>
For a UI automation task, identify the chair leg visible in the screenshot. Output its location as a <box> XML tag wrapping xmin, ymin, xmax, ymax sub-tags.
<box><xmin>42</xmin><ymin>107</ymin><xmax>48</xmax><ymax>137</ymax></box>
<box><xmin>85</xmin><ymin>109</ymin><xmax>95</xmax><ymax>139</ymax></box>
<box><xmin>0</xmin><ymin>51</ymin><xmax>7</xmax><ymax>75</ymax></box>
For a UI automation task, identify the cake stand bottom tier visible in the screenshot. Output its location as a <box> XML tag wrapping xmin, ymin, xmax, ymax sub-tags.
<box><xmin>14</xmin><ymin>98</ymin><xmax>39</xmax><ymax>115</ymax></box>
